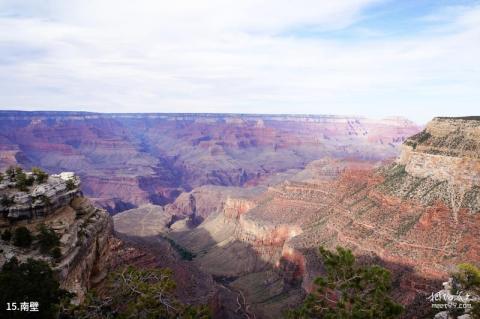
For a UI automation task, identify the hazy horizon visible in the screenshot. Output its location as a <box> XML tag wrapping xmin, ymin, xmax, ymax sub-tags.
<box><xmin>1</xmin><ymin>0</ymin><xmax>479</xmax><ymax>123</ymax></box>
<box><xmin>0</xmin><ymin>109</ymin><xmax>437</xmax><ymax>125</ymax></box>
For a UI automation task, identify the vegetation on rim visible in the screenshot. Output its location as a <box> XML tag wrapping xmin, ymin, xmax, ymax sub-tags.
<box><xmin>0</xmin><ymin>258</ymin><xmax>70</xmax><ymax>319</ymax></box>
<box><xmin>287</xmin><ymin>246</ymin><xmax>403</xmax><ymax>319</ymax></box>
<box><xmin>37</xmin><ymin>224</ymin><xmax>61</xmax><ymax>258</ymax></box>
<box><xmin>13</xmin><ymin>227</ymin><xmax>32</xmax><ymax>248</ymax></box>
<box><xmin>66</xmin><ymin>265</ymin><xmax>211</xmax><ymax>319</ymax></box>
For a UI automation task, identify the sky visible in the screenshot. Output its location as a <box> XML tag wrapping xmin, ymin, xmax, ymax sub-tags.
<box><xmin>0</xmin><ymin>0</ymin><xmax>479</xmax><ymax>124</ymax></box>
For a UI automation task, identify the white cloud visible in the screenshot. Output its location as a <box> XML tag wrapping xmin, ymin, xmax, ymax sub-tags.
<box><xmin>0</xmin><ymin>0</ymin><xmax>479</xmax><ymax>123</ymax></box>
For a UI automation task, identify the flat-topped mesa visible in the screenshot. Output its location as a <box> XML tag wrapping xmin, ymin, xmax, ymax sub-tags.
<box><xmin>399</xmin><ymin>117</ymin><xmax>480</xmax><ymax>187</ymax></box>
<box><xmin>0</xmin><ymin>170</ymin><xmax>80</xmax><ymax>220</ymax></box>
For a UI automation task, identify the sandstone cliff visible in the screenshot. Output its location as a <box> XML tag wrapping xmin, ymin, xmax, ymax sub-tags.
<box><xmin>401</xmin><ymin>117</ymin><xmax>480</xmax><ymax>187</ymax></box>
<box><xmin>0</xmin><ymin>170</ymin><xmax>113</xmax><ymax>304</ymax></box>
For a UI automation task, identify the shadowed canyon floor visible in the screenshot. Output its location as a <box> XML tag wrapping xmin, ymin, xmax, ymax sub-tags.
<box><xmin>2</xmin><ymin>113</ymin><xmax>479</xmax><ymax>318</ymax></box>
<box><xmin>0</xmin><ymin>111</ymin><xmax>420</xmax><ymax>213</ymax></box>
<box><xmin>114</xmin><ymin>117</ymin><xmax>480</xmax><ymax>318</ymax></box>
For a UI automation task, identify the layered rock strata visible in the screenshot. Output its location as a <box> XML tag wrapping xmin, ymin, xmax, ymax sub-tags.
<box><xmin>0</xmin><ymin>172</ymin><xmax>80</xmax><ymax>219</ymax></box>
<box><xmin>113</xmin><ymin>117</ymin><xmax>479</xmax><ymax>318</ymax></box>
<box><xmin>0</xmin><ymin>172</ymin><xmax>113</xmax><ymax>303</ymax></box>
<box><xmin>0</xmin><ymin>111</ymin><xmax>421</xmax><ymax>213</ymax></box>
<box><xmin>401</xmin><ymin>117</ymin><xmax>480</xmax><ymax>187</ymax></box>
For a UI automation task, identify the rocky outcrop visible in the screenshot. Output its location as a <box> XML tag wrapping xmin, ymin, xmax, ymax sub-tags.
<box><xmin>432</xmin><ymin>276</ymin><xmax>479</xmax><ymax>319</ymax></box>
<box><xmin>0</xmin><ymin>172</ymin><xmax>80</xmax><ymax>219</ymax></box>
<box><xmin>0</xmin><ymin>111</ymin><xmax>421</xmax><ymax>213</ymax></box>
<box><xmin>404</xmin><ymin>117</ymin><xmax>480</xmax><ymax>158</ymax></box>
<box><xmin>54</xmin><ymin>196</ymin><xmax>113</xmax><ymax>303</ymax></box>
<box><xmin>0</xmin><ymin>171</ymin><xmax>113</xmax><ymax>304</ymax></box>
<box><xmin>400</xmin><ymin>117</ymin><xmax>480</xmax><ymax>187</ymax></box>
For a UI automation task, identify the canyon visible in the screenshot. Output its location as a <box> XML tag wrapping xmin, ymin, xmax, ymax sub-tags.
<box><xmin>0</xmin><ymin>111</ymin><xmax>420</xmax><ymax>213</ymax></box>
<box><xmin>114</xmin><ymin>116</ymin><xmax>480</xmax><ymax>318</ymax></box>
<box><xmin>1</xmin><ymin>112</ymin><xmax>479</xmax><ymax>318</ymax></box>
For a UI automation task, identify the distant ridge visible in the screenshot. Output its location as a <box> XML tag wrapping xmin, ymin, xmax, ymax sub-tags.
<box><xmin>0</xmin><ymin>110</ymin><xmax>418</xmax><ymax>124</ymax></box>
<box><xmin>0</xmin><ymin>111</ymin><xmax>420</xmax><ymax>213</ymax></box>
<box><xmin>436</xmin><ymin>116</ymin><xmax>480</xmax><ymax>121</ymax></box>
<box><xmin>0</xmin><ymin>110</ymin><xmax>366</xmax><ymax>118</ymax></box>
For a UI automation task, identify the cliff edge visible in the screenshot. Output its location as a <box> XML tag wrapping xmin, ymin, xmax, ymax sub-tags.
<box><xmin>0</xmin><ymin>168</ymin><xmax>113</xmax><ymax>303</ymax></box>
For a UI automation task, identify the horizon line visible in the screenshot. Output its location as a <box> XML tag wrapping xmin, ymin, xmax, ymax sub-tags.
<box><xmin>0</xmin><ymin>109</ymin><xmax>426</xmax><ymax>122</ymax></box>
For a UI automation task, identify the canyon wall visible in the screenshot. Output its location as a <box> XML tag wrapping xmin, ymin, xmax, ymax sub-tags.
<box><xmin>113</xmin><ymin>117</ymin><xmax>480</xmax><ymax>318</ymax></box>
<box><xmin>113</xmin><ymin>158</ymin><xmax>373</xmax><ymax>318</ymax></box>
<box><xmin>400</xmin><ymin>117</ymin><xmax>480</xmax><ymax>187</ymax></box>
<box><xmin>0</xmin><ymin>172</ymin><xmax>114</xmax><ymax>303</ymax></box>
<box><xmin>0</xmin><ymin>111</ymin><xmax>421</xmax><ymax>213</ymax></box>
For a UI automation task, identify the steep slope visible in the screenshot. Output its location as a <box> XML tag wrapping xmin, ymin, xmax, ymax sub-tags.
<box><xmin>0</xmin><ymin>111</ymin><xmax>421</xmax><ymax>213</ymax></box>
<box><xmin>0</xmin><ymin>170</ymin><xmax>113</xmax><ymax>303</ymax></box>
<box><xmin>114</xmin><ymin>158</ymin><xmax>378</xmax><ymax>318</ymax></box>
<box><xmin>263</xmin><ymin>117</ymin><xmax>479</xmax><ymax>316</ymax></box>
<box><xmin>114</xmin><ymin>117</ymin><xmax>479</xmax><ymax>318</ymax></box>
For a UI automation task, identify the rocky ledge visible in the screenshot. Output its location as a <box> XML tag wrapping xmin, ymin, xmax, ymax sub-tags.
<box><xmin>401</xmin><ymin>117</ymin><xmax>480</xmax><ymax>186</ymax></box>
<box><xmin>0</xmin><ymin>169</ymin><xmax>113</xmax><ymax>303</ymax></box>
<box><xmin>0</xmin><ymin>170</ymin><xmax>81</xmax><ymax>220</ymax></box>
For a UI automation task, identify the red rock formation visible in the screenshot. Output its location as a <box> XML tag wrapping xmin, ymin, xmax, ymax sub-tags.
<box><xmin>0</xmin><ymin>111</ymin><xmax>421</xmax><ymax>213</ymax></box>
<box><xmin>150</xmin><ymin>117</ymin><xmax>479</xmax><ymax>318</ymax></box>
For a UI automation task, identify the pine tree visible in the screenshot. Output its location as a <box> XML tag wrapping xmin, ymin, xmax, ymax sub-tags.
<box><xmin>288</xmin><ymin>246</ymin><xmax>403</xmax><ymax>319</ymax></box>
<box><xmin>0</xmin><ymin>258</ymin><xmax>69</xmax><ymax>318</ymax></box>
<box><xmin>68</xmin><ymin>265</ymin><xmax>211</xmax><ymax>319</ymax></box>
<box><xmin>451</xmin><ymin>263</ymin><xmax>480</xmax><ymax>319</ymax></box>
<box><xmin>37</xmin><ymin>224</ymin><xmax>60</xmax><ymax>255</ymax></box>
<box><xmin>13</xmin><ymin>227</ymin><xmax>32</xmax><ymax>248</ymax></box>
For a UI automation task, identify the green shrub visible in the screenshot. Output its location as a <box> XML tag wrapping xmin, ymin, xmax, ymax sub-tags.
<box><xmin>65</xmin><ymin>179</ymin><xmax>76</xmax><ymax>191</ymax></box>
<box><xmin>288</xmin><ymin>246</ymin><xmax>403</xmax><ymax>319</ymax></box>
<box><xmin>454</xmin><ymin>263</ymin><xmax>480</xmax><ymax>290</ymax></box>
<box><xmin>50</xmin><ymin>247</ymin><xmax>62</xmax><ymax>259</ymax></box>
<box><xmin>0</xmin><ymin>172</ymin><xmax>3</xmax><ymax>183</ymax></box>
<box><xmin>37</xmin><ymin>195</ymin><xmax>51</xmax><ymax>206</ymax></box>
<box><xmin>68</xmin><ymin>266</ymin><xmax>210</xmax><ymax>318</ymax></box>
<box><xmin>1</xmin><ymin>195</ymin><xmax>14</xmax><ymax>207</ymax></box>
<box><xmin>437</xmin><ymin>263</ymin><xmax>480</xmax><ymax>319</ymax></box>
<box><xmin>1</xmin><ymin>229</ymin><xmax>12</xmax><ymax>241</ymax></box>
<box><xmin>13</xmin><ymin>227</ymin><xmax>33</xmax><ymax>248</ymax></box>
<box><xmin>416</xmin><ymin>131</ymin><xmax>431</xmax><ymax>144</ymax></box>
<box><xmin>0</xmin><ymin>257</ymin><xmax>70</xmax><ymax>318</ymax></box>
<box><xmin>37</xmin><ymin>224</ymin><xmax>60</xmax><ymax>255</ymax></box>
<box><xmin>162</xmin><ymin>236</ymin><xmax>196</xmax><ymax>260</ymax></box>
<box><xmin>15</xmin><ymin>172</ymin><xmax>34</xmax><ymax>191</ymax></box>
<box><xmin>32</xmin><ymin>167</ymin><xmax>49</xmax><ymax>184</ymax></box>
<box><xmin>5</xmin><ymin>166</ymin><xmax>16</xmax><ymax>179</ymax></box>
